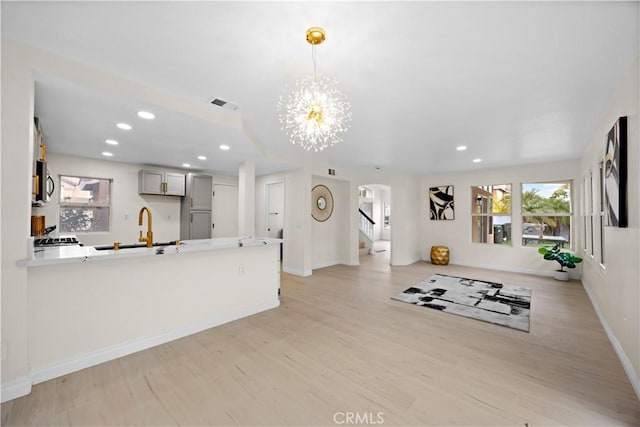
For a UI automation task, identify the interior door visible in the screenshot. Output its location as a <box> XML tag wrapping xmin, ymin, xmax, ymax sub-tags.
<box><xmin>212</xmin><ymin>184</ymin><xmax>238</xmax><ymax>237</ymax></box>
<box><xmin>266</xmin><ymin>182</ymin><xmax>284</xmax><ymax>238</ymax></box>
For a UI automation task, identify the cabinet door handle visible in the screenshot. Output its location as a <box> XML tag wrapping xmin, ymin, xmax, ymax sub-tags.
<box><xmin>190</xmin><ymin>213</ymin><xmax>193</xmax><ymax>223</ymax></box>
<box><xmin>190</xmin><ymin>198</ymin><xmax>193</xmax><ymax>208</ymax></box>
<box><xmin>39</xmin><ymin>144</ymin><xmax>46</xmax><ymax>161</ymax></box>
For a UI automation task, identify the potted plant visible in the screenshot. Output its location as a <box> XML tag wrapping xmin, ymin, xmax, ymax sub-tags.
<box><xmin>538</xmin><ymin>244</ymin><xmax>583</xmax><ymax>281</ymax></box>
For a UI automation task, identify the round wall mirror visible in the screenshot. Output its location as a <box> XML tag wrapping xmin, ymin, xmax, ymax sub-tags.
<box><xmin>317</xmin><ymin>196</ymin><xmax>327</xmax><ymax>210</ymax></box>
<box><xmin>311</xmin><ymin>184</ymin><xmax>334</xmax><ymax>222</ymax></box>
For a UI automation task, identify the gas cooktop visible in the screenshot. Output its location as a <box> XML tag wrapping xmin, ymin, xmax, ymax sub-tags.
<box><xmin>34</xmin><ymin>236</ymin><xmax>81</xmax><ymax>247</ymax></box>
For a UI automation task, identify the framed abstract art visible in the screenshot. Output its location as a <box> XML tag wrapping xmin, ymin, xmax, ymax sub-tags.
<box><xmin>429</xmin><ymin>185</ymin><xmax>454</xmax><ymax>220</ymax></box>
<box><xmin>604</xmin><ymin>116</ymin><xmax>627</xmax><ymax>227</ymax></box>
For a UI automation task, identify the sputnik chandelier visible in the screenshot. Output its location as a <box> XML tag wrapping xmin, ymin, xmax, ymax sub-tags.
<box><xmin>278</xmin><ymin>27</ymin><xmax>352</xmax><ymax>152</ymax></box>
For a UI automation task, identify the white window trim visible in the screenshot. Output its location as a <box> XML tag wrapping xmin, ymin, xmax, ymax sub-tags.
<box><xmin>520</xmin><ymin>180</ymin><xmax>574</xmax><ymax>250</ymax></box>
<box><xmin>470</xmin><ymin>184</ymin><xmax>512</xmax><ymax>245</ymax></box>
<box><xmin>58</xmin><ymin>175</ymin><xmax>113</xmax><ymax>233</ymax></box>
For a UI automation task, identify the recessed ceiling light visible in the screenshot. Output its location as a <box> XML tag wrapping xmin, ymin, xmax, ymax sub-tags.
<box><xmin>102</xmin><ymin>152</ymin><xmax>114</xmax><ymax>157</ymax></box>
<box><xmin>137</xmin><ymin>111</ymin><xmax>155</xmax><ymax>120</ymax></box>
<box><xmin>116</xmin><ymin>123</ymin><xmax>132</xmax><ymax>130</ymax></box>
<box><xmin>456</xmin><ymin>145</ymin><xmax>467</xmax><ymax>151</ymax></box>
<box><xmin>182</xmin><ymin>163</ymin><xmax>191</xmax><ymax>168</ymax></box>
<box><xmin>472</xmin><ymin>158</ymin><xmax>482</xmax><ymax>163</ymax></box>
<box><xmin>219</xmin><ymin>144</ymin><xmax>230</xmax><ymax>151</ymax></box>
<box><xmin>105</xmin><ymin>139</ymin><xmax>119</xmax><ymax>145</ymax></box>
<box><xmin>197</xmin><ymin>155</ymin><xmax>207</xmax><ymax>160</ymax></box>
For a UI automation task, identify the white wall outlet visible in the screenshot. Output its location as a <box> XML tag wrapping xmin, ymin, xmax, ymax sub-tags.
<box><xmin>123</xmin><ymin>213</ymin><xmax>129</xmax><ymax>220</ymax></box>
<box><xmin>238</xmin><ymin>264</ymin><xmax>245</xmax><ymax>275</ymax></box>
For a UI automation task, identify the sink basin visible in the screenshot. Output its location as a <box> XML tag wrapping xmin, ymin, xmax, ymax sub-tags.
<box><xmin>94</xmin><ymin>241</ymin><xmax>179</xmax><ymax>251</ymax></box>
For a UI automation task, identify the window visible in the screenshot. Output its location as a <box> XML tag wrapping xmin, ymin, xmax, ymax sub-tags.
<box><xmin>599</xmin><ymin>162</ymin><xmax>606</xmax><ymax>266</ymax></box>
<box><xmin>59</xmin><ymin>176</ymin><xmax>112</xmax><ymax>232</ymax></box>
<box><xmin>589</xmin><ymin>173</ymin><xmax>595</xmax><ymax>258</ymax></box>
<box><xmin>582</xmin><ymin>176</ymin><xmax>589</xmax><ymax>254</ymax></box>
<box><xmin>471</xmin><ymin>184</ymin><xmax>511</xmax><ymax>245</ymax></box>
<box><xmin>521</xmin><ymin>181</ymin><xmax>572</xmax><ymax>248</ymax></box>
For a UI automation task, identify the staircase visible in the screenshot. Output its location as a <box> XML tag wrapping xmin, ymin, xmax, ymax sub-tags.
<box><xmin>359</xmin><ymin>209</ymin><xmax>375</xmax><ymax>255</ymax></box>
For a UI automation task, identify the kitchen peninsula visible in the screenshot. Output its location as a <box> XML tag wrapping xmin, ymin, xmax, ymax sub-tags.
<box><xmin>22</xmin><ymin>237</ymin><xmax>281</xmax><ymax>385</ymax></box>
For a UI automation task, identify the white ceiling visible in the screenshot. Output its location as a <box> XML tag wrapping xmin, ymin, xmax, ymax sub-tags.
<box><xmin>2</xmin><ymin>1</ymin><xmax>638</xmax><ymax>176</ymax></box>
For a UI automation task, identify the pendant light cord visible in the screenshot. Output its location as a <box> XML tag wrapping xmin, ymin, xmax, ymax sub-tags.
<box><xmin>312</xmin><ymin>45</ymin><xmax>318</xmax><ymax>82</ymax></box>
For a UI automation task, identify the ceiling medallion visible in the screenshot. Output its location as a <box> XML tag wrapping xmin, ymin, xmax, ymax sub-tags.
<box><xmin>278</xmin><ymin>27</ymin><xmax>352</xmax><ymax>152</ymax></box>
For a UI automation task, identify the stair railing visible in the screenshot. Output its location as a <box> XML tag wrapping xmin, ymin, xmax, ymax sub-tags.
<box><xmin>358</xmin><ymin>209</ymin><xmax>375</xmax><ymax>242</ymax></box>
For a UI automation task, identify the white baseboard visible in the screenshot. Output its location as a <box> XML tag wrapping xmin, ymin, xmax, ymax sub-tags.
<box><xmin>432</xmin><ymin>259</ymin><xmax>569</xmax><ymax>279</ymax></box>
<box><xmin>312</xmin><ymin>260</ymin><xmax>341</xmax><ymax>270</ymax></box>
<box><xmin>581</xmin><ymin>277</ymin><xmax>640</xmax><ymax>400</ymax></box>
<box><xmin>1</xmin><ymin>376</ymin><xmax>31</xmax><ymax>403</ymax></box>
<box><xmin>30</xmin><ymin>298</ymin><xmax>279</xmax><ymax>385</ymax></box>
<box><xmin>282</xmin><ymin>266</ymin><xmax>312</xmax><ymax>277</ymax></box>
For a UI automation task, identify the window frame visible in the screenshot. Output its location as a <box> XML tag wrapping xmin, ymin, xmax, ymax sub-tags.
<box><xmin>520</xmin><ymin>180</ymin><xmax>574</xmax><ymax>249</ymax></box>
<box><xmin>598</xmin><ymin>161</ymin><xmax>606</xmax><ymax>268</ymax></box>
<box><xmin>58</xmin><ymin>175</ymin><xmax>113</xmax><ymax>233</ymax></box>
<box><xmin>470</xmin><ymin>183</ymin><xmax>512</xmax><ymax>246</ymax></box>
<box><xmin>582</xmin><ymin>175</ymin><xmax>589</xmax><ymax>255</ymax></box>
<box><xmin>589</xmin><ymin>173</ymin><xmax>595</xmax><ymax>258</ymax></box>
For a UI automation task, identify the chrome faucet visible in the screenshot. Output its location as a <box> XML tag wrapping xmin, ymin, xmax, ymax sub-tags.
<box><xmin>138</xmin><ymin>206</ymin><xmax>153</xmax><ymax>248</ymax></box>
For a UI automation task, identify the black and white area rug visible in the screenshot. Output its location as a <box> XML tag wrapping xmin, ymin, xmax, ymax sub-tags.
<box><xmin>391</xmin><ymin>274</ymin><xmax>532</xmax><ymax>332</ymax></box>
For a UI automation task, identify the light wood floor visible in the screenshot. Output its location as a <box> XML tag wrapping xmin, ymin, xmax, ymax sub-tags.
<box><xmin>3</xmin><ymin>253</ymin><xmax>639</xmax><ymax>426</ymax></box>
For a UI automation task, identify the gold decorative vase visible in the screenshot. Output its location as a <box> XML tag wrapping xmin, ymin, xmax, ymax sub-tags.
<box><xmin>430</xmin><ymin>246</ymin><xmax>449</xmax><ymax>265</ymax></box>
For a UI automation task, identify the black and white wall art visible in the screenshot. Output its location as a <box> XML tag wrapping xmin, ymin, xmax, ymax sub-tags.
<box><xmin>429</xmin><ymin>185</ymin><xmax>454</xmax><ymax>220</ymax></box>
<box><xmin>604</xmin><ymin>116</ymin><xmax>627</xmax><ymax>227</ymax></box>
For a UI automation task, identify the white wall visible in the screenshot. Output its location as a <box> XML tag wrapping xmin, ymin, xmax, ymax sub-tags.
<box><xmin>579</xmin><ymin>58</ymin><xmax>640</xmax><ymax>398</ymax></box>
<box><xmin>256</xmin><ymin>166</ymin><xmax>421</xmax><ymax>276</ymax></box>
<box><xmin>311</xmin><ymin>176</ymin><xmax>350</xmax><ymax>269</ymax></box>
<box><xmin>28</xmin><ymin>244</ymin><xmax>279</xmax><ymax>384</ymax></box>
<box><xmin>1</xmin><ymin>37</ymin><xmax>33</xmax><ymax>400</ymax></box>
<box><xmin>344</xmin><ymin>169</ymin><xmax>421</xmax><ymax>267</ymax></box>
<box><xmin>256</xmin><ymin>168</ymin><xmax>312</xmax><ymax>276</ymax></box>
<box><xmin>238</xmin><ymin>160</ymin><xmax>255</xmax><ymax>236</ymax></box>
<box><xmin>420</xmin><ymin>160</ymin><xmax>581</xmax><ymax>276</ymax></box>
<box><xmin>35</xmin><ymin>153</ymin><xmax>183</xmax><ymax>246</ymax></box>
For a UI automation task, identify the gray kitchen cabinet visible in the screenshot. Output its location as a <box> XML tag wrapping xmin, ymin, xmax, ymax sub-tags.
<box><xmin>189</xmin><ymin>174</ymin><xmax>213</xmax><ymax>210</ymax></box>
<box><xmin>139</xmin><ymin>170</ymin><xmax>185</xmax><ymax>196</ymax></box>
<box><xmin>180</xmin><ymin>173</ymin><xmax>213</xmax><ymax>240</ymax></box>
<box><xmin>189</xmin><ymin>210</ymin><xmax>212</xmax><ymax>240</ymax></box>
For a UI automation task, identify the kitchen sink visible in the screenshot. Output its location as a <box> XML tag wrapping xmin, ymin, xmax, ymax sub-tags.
<box><xmin>94</xmin><ymin>241</ymin><xmax>180</xmax><ymax>251</ymax></box>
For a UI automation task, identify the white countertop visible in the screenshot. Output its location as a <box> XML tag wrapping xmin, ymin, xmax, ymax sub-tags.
<box><xmin>19</xmin><ymin>237</ymin><xmax>282</xmax><ymax>267</ymax></box>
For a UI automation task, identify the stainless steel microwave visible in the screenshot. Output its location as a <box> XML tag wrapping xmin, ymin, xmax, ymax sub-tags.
<box><xmin>34</xmin><ymin>160</ymin><xmax>54</xmax><ymax>202</ymax></box>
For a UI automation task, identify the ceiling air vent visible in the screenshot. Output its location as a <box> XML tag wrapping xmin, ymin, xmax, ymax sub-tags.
<box><xmin>211</xmin><ymin>98</ymin><xmax>239</xmax><ymax>111</ymax></box>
